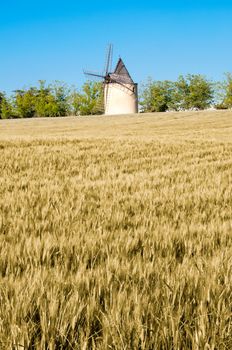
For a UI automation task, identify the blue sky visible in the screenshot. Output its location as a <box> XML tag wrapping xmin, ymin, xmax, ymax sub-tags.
<box><xmin>1</xmin><ymin>0</ymin><xmax>232</xmax><ymax>93</ymax></box>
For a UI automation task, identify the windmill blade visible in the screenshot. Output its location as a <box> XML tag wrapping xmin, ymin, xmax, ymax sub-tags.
<box><xmin>109</xmin><ymin>44</ymin><xmax>113</xmax><ymax>73</ymax></box>
<box><xmin>104</xmin><ymin>44</ymin><xmax>113</xmax><ymax>76</ymax></box>
<box><xmin>83</xmin><ymin>70</ymin><xmax>105</xmax><ymax>79</ymax></box>
<box><xmin>110</xmin><ymin>78</ymin><xmax>135</xmax><ymax>93</ymax></box>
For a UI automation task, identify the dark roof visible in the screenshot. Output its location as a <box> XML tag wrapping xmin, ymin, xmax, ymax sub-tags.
<box><xmin>109</xmin><ymin>58</ymin><xmax>134</xmax><ymax>84</ymax></box>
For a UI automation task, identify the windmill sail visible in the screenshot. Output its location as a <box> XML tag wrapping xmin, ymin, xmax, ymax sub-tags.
<box><xmin>104</xmin><ymin>44</ymin><xmax>113</xmax><ymax>76</ymax></box>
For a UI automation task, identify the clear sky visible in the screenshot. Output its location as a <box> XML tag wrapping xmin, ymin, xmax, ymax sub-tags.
<box><xmin>1</xmin><ymin>0</ymin><xmax>232</xmax><ymax>93</ymax></box>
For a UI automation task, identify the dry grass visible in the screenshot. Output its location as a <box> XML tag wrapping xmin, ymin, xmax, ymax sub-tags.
<box><xmin>0</xmin><ymin>110</ymin><xmax>232</xmax><ymax>349</ymax></box>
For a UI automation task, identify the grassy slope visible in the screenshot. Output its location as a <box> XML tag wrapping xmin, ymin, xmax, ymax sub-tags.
<box><xmin>0</xmin><ymin>110</ymin><xmax>232</xmax><ymax>349</ymax></box>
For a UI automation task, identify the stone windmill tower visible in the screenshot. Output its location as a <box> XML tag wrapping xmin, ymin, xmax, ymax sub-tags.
<box><xmin>84</xmin><ymin>45</ymin><xmax>138</xmax><ymax>115</ymax></box>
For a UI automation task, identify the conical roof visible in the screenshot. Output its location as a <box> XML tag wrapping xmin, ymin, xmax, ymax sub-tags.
<box><xmin>109</xmin><ymin>58</ymin><xmax>134</xmax><ymax>84</ymax></box>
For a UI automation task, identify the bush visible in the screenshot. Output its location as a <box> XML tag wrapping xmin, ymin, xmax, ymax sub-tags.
<box><xmin>140</xmin><ymin>79</ymin><xmax>175</xmax><ymax>112</ymax></box>
<box><xmin>12</xmin><ymin>81</ymin><xmax>71</xmax><ymax>118</ymax></box>
<box><xmin>0</xmin><ymin>92</ymin><xmax>14</xmax><ymax>119</ymax></box>
<box><xmin>72</xmin><ymin>81</ymin><xmax>103</xmax><ymax>116</ymax></box>
<box><xmin>140</xmin><ymin>75</ymin><xmax>214</xmax><ymax>112</ymax></box>
<box><xmin>218</xmin><ymin>73</ymin><xmax>232</xmax><ymax>109</ymax></box>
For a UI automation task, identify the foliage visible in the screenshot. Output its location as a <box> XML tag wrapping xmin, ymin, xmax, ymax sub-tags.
<box><xmin>33</xmin><ymin>80</ymin><xmax>58</xmax><ymax>118</ymax></box>
<box><xmin>1</xmin><ymin>80</ymin><xmax>103</xmax><ymax>119</ymax></box>
<box><xmin>0</xmin><ymin>97</ymin><xmax>14</xmax><ymax>119</ymax></box>
<box><xmin>72</xmin><ymin>81</ymin><xmax>104</xmax><ymax>116</ymax></box>
<box><xmin>216</xmin><ymin>73</ymin><xmax>232</xmax><ymax>109</ymax></box>
<box><xmin>182</xmin><ymin>74</ymin><xmax>214</xmax><ymax>110</ymax></box>
<box><xmin>0</xmin><ymin>92</ymin><xmax>3</xmax><ymax>117</ymax></box>
<box><xmin>171</xmin><ymin>75</ymin><xmax>190</xmax><ymax>110</ymax></box>
<box><xmin>0</xmin><ymin>112</ymin><xmax>232</xmax><ymax>348</ymax></box>
<box><xmin>140</xmin><ymin>78</ymin><xmax>175</xmax><ymax>112</ymax></box>
<box><xmin>0</xmin><ymin>73</ymin><xmax>231</xmax><ymax>119</ymax></box>
<box><xmin>141</xmin><ymin>75</ymin><xmax>214</xmax><ymax>112</ymax></box>
<box><xmin>34</xmin><ymin>80</ymin><xmax>71</xmax><ymax>117</ymax></box>
<box><xmin>50</xmin><ymin>81</ymin><xmax>71</xmax><ymax>116</ymax></box>
<box><xmin>12</xmin><ymin>81</ymin><xmax>71</xmax><ymax>118</ymax></box>
<box><xmin>0</xmin><ymin>92</ymin><xmax>14</xmax><ymax>119</ymax></box>
<box><xmin>14</xmin><ymin>88</ymin><xmax>36</xmax><ymax>118</ymax></box>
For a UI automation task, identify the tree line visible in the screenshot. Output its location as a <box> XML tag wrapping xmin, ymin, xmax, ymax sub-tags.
<box><xmin>1</xmin><ymin>74</ymin><xmax>232</xmax><ymax>119</ymax></box>
<box><xmin>141</xmin><ymin>73</ymin><xmax>232</xmax><ymax>112</ymax></box>
<box><xmin>0</xmin><ymin>80</ymin><xmax>103</xmax><ymax>119</ymax></box>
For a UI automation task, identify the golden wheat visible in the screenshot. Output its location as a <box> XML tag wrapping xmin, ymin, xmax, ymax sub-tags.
<box><xmin>0</xmin><ymin>110</ymin><xmax>232</xmax><ymax>349</ymax></box>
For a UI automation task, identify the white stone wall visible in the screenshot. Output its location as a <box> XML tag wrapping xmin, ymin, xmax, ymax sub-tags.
<box><xmin>104</xmin><ymin>83</ymin><xmax>138</xmax><ymax>115</ymax></box>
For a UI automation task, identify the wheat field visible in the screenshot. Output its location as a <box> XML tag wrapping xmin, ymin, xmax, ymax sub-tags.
<box><xmin>0</xmin><ymin>110</ymin><xmax>232</xmax><ymax>349</ymax></box>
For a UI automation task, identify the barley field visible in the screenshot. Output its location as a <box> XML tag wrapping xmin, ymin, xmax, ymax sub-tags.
<box><xmin>0</xmin><ymin>110</ymin><xmax>232</xmax><ymax>349</ymax></box>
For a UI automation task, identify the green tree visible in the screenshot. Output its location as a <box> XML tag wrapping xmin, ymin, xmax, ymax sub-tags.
<box><xmin>0</xmin><ymin>92</ymin><xmax>3</xmax><ymax>105</ymax></box>
<box><xmin>34</xmin><ymin>80</ymin><xmax>59</xmax><ymax>118</ymax></box>
<box><xmin>140</xmin><ymin>78</ymin><xmax>175</xmax><ymax>112</ymax></box>
<box><xmin>14</xmin><ymin>88</ymin><xmax>36</xmax><ymax>118</ymax></box>
<box><xmin>171</xmin><ymin>75</ymin><xmax>190</xmax><ymax>110</ymax></box>
<box><xmin>50</xmin><ymin>81</ymin><xmax>71</xmax><ymax>116</ymax></box>
<box><xmin>0</xmin><ymin>92</ymin><xmax>4</xmax><ymax>118</ymax></box>
<box><xmin>216</xmin><ymin>73</ymin><xmax>232</xmax><ymax>109</ymax></box>
<box><xmin>141</xmin><ymin>75</ymin><xmax>214</xmax><ymax>112</ymax></box>
<box><xmin>13</xmin><ymin>81</ymin><xmax>71</xmax><ymax>118</ymax></box>
<box><xmin>72</xmin><ymin>81</ymin><xmax>103</xmax><ymax>116</ymax></box>
<box><xmin>174</xmin><ymin>74</ymin><xmax>214</xmax><ymax>110</ymax></box>
<box><xmin>34</xmin><ymin>80</ymin><xmax>71</xmax><ymax>117</ymax></box>
<box><xmin>0</xmin><ymin>92</ymin><xmax>15</xmax><ymax>119</ymax></box>
<box><xmin>1</xmin><ymin>97</ymin><xmax>14</xmax><ymax>119</ymax></box>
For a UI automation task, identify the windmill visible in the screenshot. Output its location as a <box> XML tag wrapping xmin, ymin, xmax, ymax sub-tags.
<box><xmin>84</xmin><ymin>45</ymin><xmax>138</xmax><ymax>115</ymax></box>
